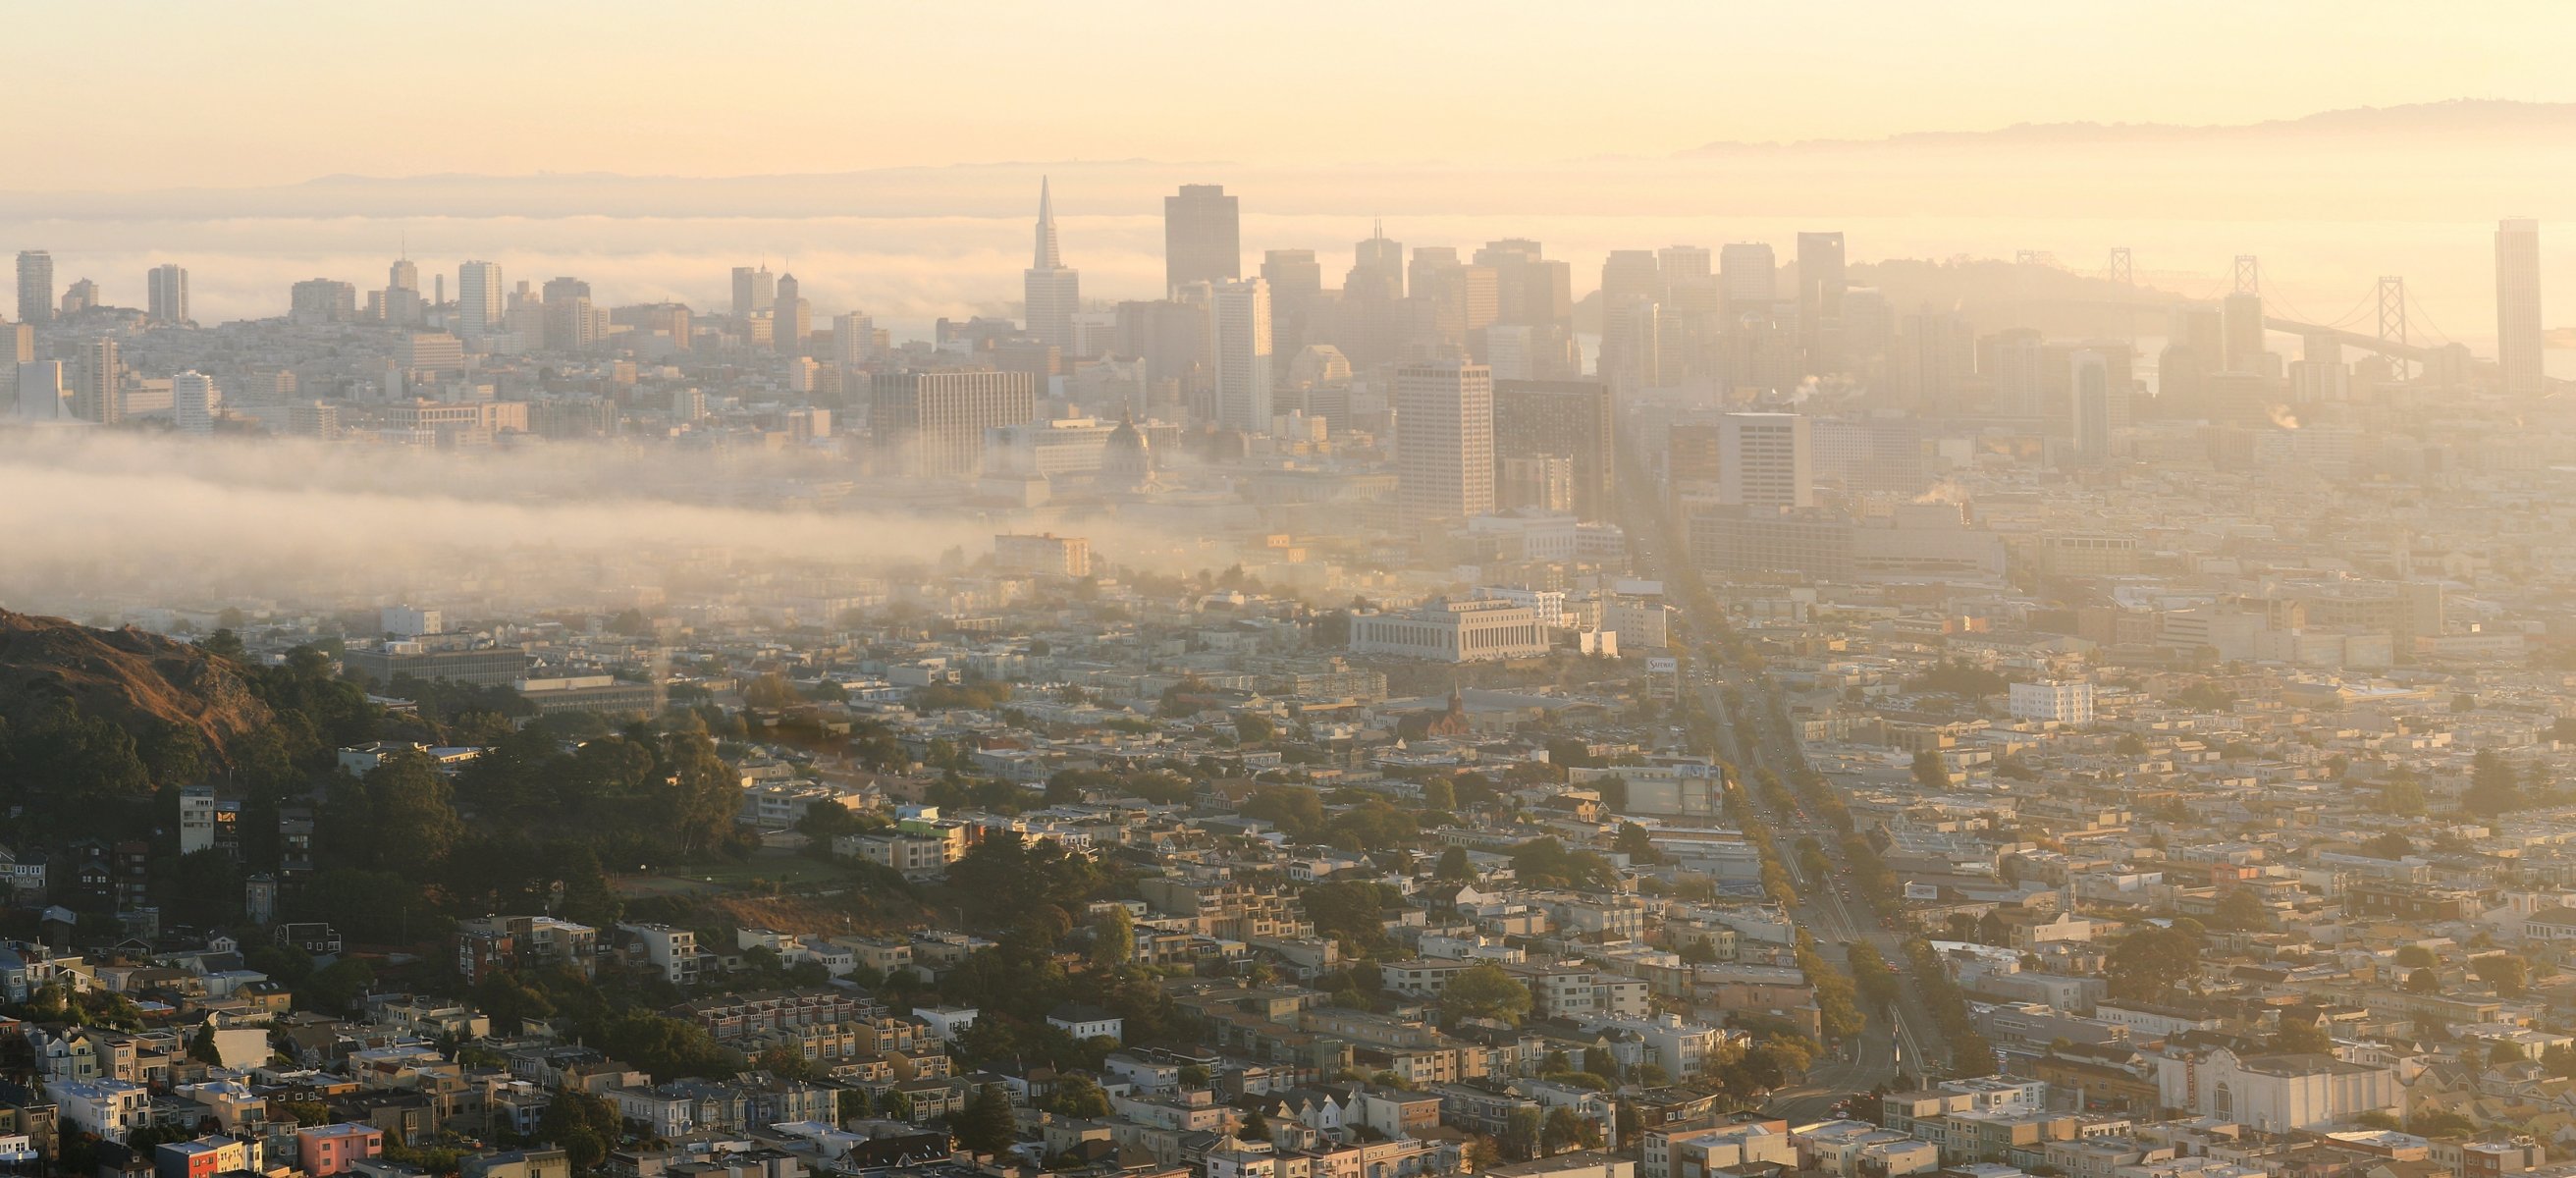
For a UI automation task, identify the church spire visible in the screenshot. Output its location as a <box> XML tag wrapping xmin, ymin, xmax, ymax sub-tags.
<box><xmin>1034</xmin><ymin>177</ymin><xmax>1062</xmax><ymax>270</ymax></box>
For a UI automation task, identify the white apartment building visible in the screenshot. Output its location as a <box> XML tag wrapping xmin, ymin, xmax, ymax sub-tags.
<box><xmin>617</xmin><ymin>923</ymin><xmax>700</xmax><ymax>986</ymax></box>
<box><xmin>2009</xmin><ymin>680</ymin><xmax>2096</xmax><ymax>724</ymax></box>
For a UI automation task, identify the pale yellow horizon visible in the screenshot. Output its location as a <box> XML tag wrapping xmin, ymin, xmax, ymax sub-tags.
<box><xmin>12</xmin><ymin>0</ymin><xmax>2575</xmax><ymax>191</ymax></box>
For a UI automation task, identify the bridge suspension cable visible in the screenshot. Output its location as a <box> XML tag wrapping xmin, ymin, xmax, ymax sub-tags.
<box><xmin>2405</xmin><ymin>289</ymin><xmax>2457</xmax><ymax>347</ymax></box>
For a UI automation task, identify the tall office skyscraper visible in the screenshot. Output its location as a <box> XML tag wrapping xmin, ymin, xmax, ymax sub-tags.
<box><xmin>1493</xmin><ymin>379</ymin><xmax>1615</xmax><ymax>520</ymax></box>
<box><xmin>833</xmin><ymin>310</ymin><xmax>877</xmax><ymax>365</ymax></box>
<box><xmin>2497</xmin><ymin>217</ymin><xmax>2544</xmax><ymax>397</ymax></box>
<box><xmin>1901</xmin><ymin>305</ymin><xmax>1975</xmax><ymax>411</ymax></box>
<box><xmin>1600</xmin><ymin>250</ymin><xmax>1660</xmax><ymax>304</ymax></box>
<box><xmin>1163</xmin><ymin>184</ymin><xmax>1241</xmax><ymax>294</ymax></box>
<box><xmin>541</xmin><ymin>276</ymin><xmax>596</xmax><ymax>351</ymax></box>
<box><xmin>1395</xmin><ymin>360</ymin><xmax>1495</xmax><ymax>523</ymax></box>
<box><xmin>16</xmin><ymin>360</ymin><xmax>64</xmax><ymax>420</ymax></box>
<box><xmin>1208</xmin><ymin>278</ymin><xmax>1272</xmax><ymax>432</ymax></box>
<box><xmin>74</xmin><ymin>338</ymin><xmax>123</xmax><ymax>424</ymax></box>
<box><xmin>1656</xmin><ymin>245</ymin><xmax>1712</xmax><ymax>302</ymax></box>
<box><xmin>457</xmin><ymin>261</ymin><xmax>504</xmax><ymax>339</ymax></box>
<box><xmin>774</xmin><ymin>272</ymin><xmax>810</xmax><ymax>355</ymax></box>
<box><xmin>17</xmin><ymin>251</ymin><xmax>54</xmax><ymax>326</ymax></box>
<box><xmin>381</xmin><ymin>256</ymin><xmax>423</xmax><ymax>326</ymax></box>
<box><xmin>1349</xmin><ymin>224</ymin><xmax>1405</xmax><ymax>301</ymax></box>
<box><xmin>1024</xmin><ymin>179</ymin><xmax>1081</xmax><ymax>352</ymax></box>
<box><xmin>146</xmin><ymin>263</ymin><xmax>189</xmax><ymax>325</ymax></box>
<box><xmin>1797</xmin><ymin>232</ymin><xmax>1847</xmax><ymax>371</ymax></box>
<box><xmin>173</xmin><ymin>370</ymin><xmax>215</xmax><ymax>436</ymax></box>
<box><xmin>2220</xmin><ymin>291</ymin><xmax>2266</xmax><ymax>373</ymax></box>
<box><xmin>731</xmin><ymin>265</ymin><xmax>777</xmax><ymax>320</ymax></box>
<box><xmin>1718</xmin><ymin>243</ymin><xmax>1777</xmax><ymax>310</ymax></box>
<box><xmin>1407</xmin><ymin>245</ymin><xmax>1460</xmax><ymax>304</ymax></box>
<box><xmin>1717</xmin><ymin>411</ymin><xmax>1812</xmax><ymax>509</ymax></box>
<box><xmin>2069</xmin><ymin>351</ymin><xmax>2112</xmax><ymax>464</ymax></box>
<box><xmin>1260</xmin><ymin>248</ymin><xmax>1322</xmax><ymax>356</ymax></box>
<box><xmin>1598</xmin><ymin>294</ymin><xmax>1660</xmax><ymax>394</ymax></box>
<box><xmin>1476</xmin><ymin>239</ymin><xmax>1573</xmax><ymax>331</ymax></box>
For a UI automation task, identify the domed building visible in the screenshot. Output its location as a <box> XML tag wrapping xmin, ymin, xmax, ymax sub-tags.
<box><xmin>1101</xmin><ymin>411</ymin><xmax>1156</xmax><ymax>492</ymax></box>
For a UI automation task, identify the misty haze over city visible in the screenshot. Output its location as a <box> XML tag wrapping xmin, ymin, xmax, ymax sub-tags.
<box><xmin>7</xmin><ymin>8</ymin><xmax>2576</xmax><ymax>1178</ymax></box>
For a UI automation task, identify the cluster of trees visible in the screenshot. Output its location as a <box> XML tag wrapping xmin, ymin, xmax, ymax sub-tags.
<box><xmin>2462</xmin><ymin>749</ymin><xmax>2556</xmax><ymax>817</ymax></box>
<box><xmin>2395</xmin><ymin>943</ymin><xmax>2444</xmax><ymax>993</ymax></box>
<box><xmin>1507</xmin><ymin>836</ymin><xmax>1620</xmax><ymax>889</ymax></box>
<box><xmin>1483</xmin><ymin>1104</ymin><xmax>1606</xmax><ymax>1163</ymax></box>
<box><xmin>1906</xmin><ymin>661</ymin><xmax>2008</xmax><ymax>698</ymax></box>
<box><xmin>2204</xmin><ymin>887</ymin><xmax>2274</xmax><ymax>932</ymax></box>
<box><xmin>1794</xmin><ymin>836</ymin><xmax>1832</xmax><ymax>884</ymax></box>
<box><xmin>2173</xmin><ymin>682</ymin><xmax>2239</xmax><ymax>713</ymax></box>
<box><xmin>1611</xmin><ymin>822</ymin><xmax>1661</xmax><ymax>864</ymax></box>
<box><xmin>1702</xmin><ymin>1013</ymin><xmax>1821</xmax><ymax>1102</ymax></box>
<box><xmin>1304</xmin><ymin>880</ymin><xmax>1409</xmax><ymax>959</ymax></box>
<box><xmin>2103</xmin><ymin>921</ymin><xmax>2205</xmax><ymax>1001</ymax></box>
<box><xmin>1238</xmin><ymin>785</ymin><xmax>1422</xmax><ymax>852</ymax></box>
<box><xmin>2375</xmin><ymin>770</ymin><xmax>2428</xmax><ymax>817</ymax></box>
<box><xmin>913</xmin><ymin>682</ymin><xmax>1014</xmax><ymax>713</ymax></box>
<box><xmin>1839</xmin><ymin>833</ymin><xmax>1899</xmax><ymax>913</ymax></box>
<box><xmin>5</xmin><ymin>983</ymin><xmax>145</xmax><ymax>1030</ymax></box>
<box><xmin>948</xmin><ymin>1085</ymin><xmax>1018</xmax><ymax>1154</ymax></box>
<box><xmin>539</xmin><ymin>1090</ymin><xmax>620</xmax><ymax>1170</ymax></box>
<box><xmin>2471</xmin><ymin>950</ymin><xmax>2534</xmax><ymax>997</ymax></box>
<box><xmin>1717</xmin><ymin>774</ymin><xmax>1798</xmax><ymax>906</ymax></box>
<box><xmin>2358</xmin><ymin>831</ymin><xmax>2414</xmax><ymax>860</ymax></box>
<box><xmin>1787</xmin><ymin>768</ymin><xmax>1856</xmax><ymax>833</ymax></box>
<box><xmin>1901</xmin><ymin>937</ymin><xmax>1998</xmax><ymax>1077</ymax></box>
<box><xmin>1795</xmin><ymin>933</ymin><xmax>1866</xmax><ymax>1043</ymax></box>
<box><xmin>455</xmin><ymin>723</ymin><xmax>744</xmax><ymax>862</ymax></box>
<box><xmin>1846</xmin><ymin>940</ymin><xmax>1900</xmax><ymax>1009</ymax></box>
<box><xmin>1439</xmin><ymin>962</ymin><xmax>1533</xmax><ymax>1025</ymax></box>
<box><xmin>378</xmin><ymin>672</ymin><xmax>536</xmax><ymax>737</ymax></box>
<box><xmin>2267</xmin><ymin>1006</ymin><xmax>2334</xmax><ymax>1054</ymax></box>
<box><xmin>1044</xmin><ymin>767</ymin><xmax>1195</xmax><ymax>807</ymax></box>
<box><xmin>941</xmin><ymin>830</ymin><xmax>1109</xmax><ymax>937</ymax></box>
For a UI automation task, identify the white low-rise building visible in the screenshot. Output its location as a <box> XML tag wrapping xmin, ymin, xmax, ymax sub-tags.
<box><xmin>1350</xmin><ymin>598</ymin><xmax>1552</xmax><ymax>663</ymax></box>
<box><xmin>46</xmin><ymin>1078</ymin><xmax>147</xmax><ymax>1141</ymax></box>
<box><xmin>2151</xmin><ymin>1048</ymin><xmax>2400</xmax><ymax>1133</ymax></box>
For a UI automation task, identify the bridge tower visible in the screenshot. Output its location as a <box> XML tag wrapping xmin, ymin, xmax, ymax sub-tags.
<box><xmin>2378</xmin><ymin>276</ymin><xmax>2409</xmax><ymax>381</ymax></box>
<box><xmin>2233</xmin><ymin>254</ymin><xmax>2260</xmax><ymax>295</ymax></box>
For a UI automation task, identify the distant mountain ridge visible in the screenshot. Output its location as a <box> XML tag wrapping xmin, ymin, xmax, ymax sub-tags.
<box><xmin>1685</xmin><ymin>99</ymin><xmax>2576</xmax><ymax>153</ymax></box>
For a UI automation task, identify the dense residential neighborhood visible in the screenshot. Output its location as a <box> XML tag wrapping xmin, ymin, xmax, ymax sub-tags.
<box><xmin>10</xmin><ymin>472</ymin><xmax>2576</xmax><ymax>1178</ymax></box>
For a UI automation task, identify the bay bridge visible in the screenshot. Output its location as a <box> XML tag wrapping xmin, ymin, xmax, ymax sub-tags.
<box><xmin>2027</xmin><ymin>248</ymin><xmax>2509</xmax><ymax>387</ymax></box>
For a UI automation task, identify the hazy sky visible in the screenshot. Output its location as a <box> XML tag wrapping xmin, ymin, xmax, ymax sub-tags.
<box><xmin>13</xmin><ymin>1</ymin><xmax>2574</xmax><ymax>189</ymax></box>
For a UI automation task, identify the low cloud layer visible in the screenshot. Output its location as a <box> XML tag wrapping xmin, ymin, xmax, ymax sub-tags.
<box><xmin>0</xmin><ymin>430</ymin><xmax>1154</xmax><ymax>623</ymax></box>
